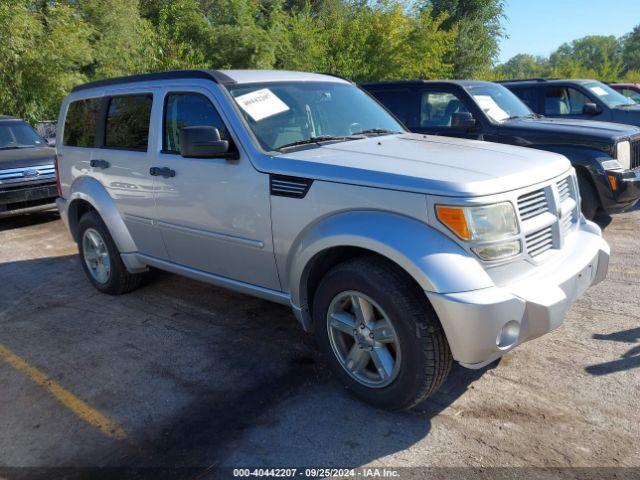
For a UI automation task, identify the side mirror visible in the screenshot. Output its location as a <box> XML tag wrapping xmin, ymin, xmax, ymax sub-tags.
<box><xmin>452</xmin><ymin>111</ymin><xmax>476</xmax><ymax>129</ymax></box>
<box><xmin>582</xmin><ymin>103</ymin><xmax>601</xmax><ymax>115</ymax></box>
<box><xmin>46</xmin><ymin>138</ymin><xmax>56</xmax><ymax>147</ymax></box>
<box><xmin>179</xmin><ymin>126</ymin><xmax>236</xmax><ymax>159</ymax></box>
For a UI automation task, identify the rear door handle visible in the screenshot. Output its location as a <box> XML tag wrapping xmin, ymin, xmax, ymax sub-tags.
<box><xmin>149</xmin><ymin>166</ymin><xmax>176</xmax><ymax>178</ymax></box>
<box><xmin>90</xmin><ymin>159</ymin><xmax>110</xmax><ymax>169</ymax></box>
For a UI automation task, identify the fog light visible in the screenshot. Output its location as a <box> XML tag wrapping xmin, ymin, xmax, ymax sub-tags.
<box><xmin>496</xmin><ymin>320</ymin><xmax>520</xmax><ymax>350</ymax></box>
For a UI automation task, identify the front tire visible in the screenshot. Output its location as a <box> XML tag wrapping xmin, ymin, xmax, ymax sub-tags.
<box><xmin>578</xmin><ymin>173</ymin><xmax>599</xmax><ymax>220</ymax></box>
<box><xmin>312</xmin><ymin>256</ymin><xmax>452</xmax><ymax>410</ymax></box>
<box><xmin>77</xmin><ymin>211</ymin><xmax>143</xmax><ymax>295</ymax></box>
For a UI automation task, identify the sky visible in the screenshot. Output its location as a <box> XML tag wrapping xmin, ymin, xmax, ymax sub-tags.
<box><xmin>498</xmin><ymin>0</ymin><xmax>640</xmax><ymax>64</ymax></box>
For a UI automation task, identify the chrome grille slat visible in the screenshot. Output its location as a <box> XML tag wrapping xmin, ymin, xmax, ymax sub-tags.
<box><xmin>631</xmin><ymin>139</ymin><xmax>640</xmax><ymax>170</ymax></box>
<box><xmin>517</xmin><ymin>188</ymin><xmax>548</xmax><ymax>221</ymax></box>
<box><xmin>0</xmin><ymin>165</ymin><xmax>55</xmax><ymax>181</ymax></box>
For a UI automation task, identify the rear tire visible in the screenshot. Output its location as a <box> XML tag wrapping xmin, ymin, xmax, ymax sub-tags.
<box><xmin>577</xmin><ymin>173</ymin><xmax>599</xmax><ymax>220</ymax></box>
<box><xmin>77</xmin><ymin>211</ymin><xmax>143</xmax><ymax>295</ymax></box>
<box><xmin>312</xmin><ymin>256</ymin><xmax>452</xmax><ymax>410</ymax></box>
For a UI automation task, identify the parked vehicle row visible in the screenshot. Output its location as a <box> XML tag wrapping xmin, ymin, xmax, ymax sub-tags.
<box><xmin>0</xmin><ymin>116</ymin><xmax>58</xmax><ymax>218</ymax></box>
<box><xmin>54</xmin><ymin>70</ymin><xmax>610</xmax><ymax>410</ymax></box>
<box><xmin>362</xmin><ymin>80</ymin><xmax>640</xmax><ymax>219</ymax></box>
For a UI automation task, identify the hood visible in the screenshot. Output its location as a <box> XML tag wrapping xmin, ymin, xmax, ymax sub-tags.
<box><xmin>0</xmin><ymin>146</ymin><xmax>55</xmax><ymax>170</ymax></box>
<box><xmin>503</xmin><ymin>116</ymin><xmax>640</xmax><ymax>143</ymax></box>
<box><xmin>264</xmin><ymin>133</ymin><xmax>571</xmax><ymax>197</ymax></box>
<box><xmin>612</xmin><ymin>105</ymin><xmax>640</xmax><ymax>126</ymax></box>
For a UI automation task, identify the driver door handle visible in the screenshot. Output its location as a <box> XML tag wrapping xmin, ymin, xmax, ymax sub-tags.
<box><xmin>90</xmin><ymin>159</ymin><xmax>110</xmax><ymax>169</ymax></box>
<box><xmin>150</xmin><ymin>166</ymin><xmax>176</xmax><ymax>178</ymax></box>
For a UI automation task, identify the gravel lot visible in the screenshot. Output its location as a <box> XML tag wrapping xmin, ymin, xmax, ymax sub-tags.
<box><xmin>0</xmin><ymin>208</ymin><xmax>638</xmax><ymax>478</ymax></box>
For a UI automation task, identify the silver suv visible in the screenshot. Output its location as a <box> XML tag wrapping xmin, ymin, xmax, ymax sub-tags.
<box><xmin>55</xmin><ymin>70</ymin><xmax>610</xmax><ymax>410</ymax></box>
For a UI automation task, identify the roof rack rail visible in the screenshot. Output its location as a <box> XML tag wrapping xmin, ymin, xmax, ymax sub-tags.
<box><xmin>497</xmin><ymin>78</ymin><xmax>558</xmax><ymax>83</ymax></box>
<box><xmin>71</xmin><ymin>69</ymin><xmax>237</xmax><ymax>93</ymax></box>
<box><xmin>320</xmin><ymin>72</ymin><xmax>354</xmax><ymax>84</ymax></box>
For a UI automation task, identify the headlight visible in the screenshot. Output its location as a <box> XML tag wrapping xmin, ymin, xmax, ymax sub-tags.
<box><xmin>616</xmin><ymin>141</ymin><xmax>631</xmax><ymax>169</ymax></box>
<box><xmin>436</xmin><ymin>202</ymin><xmax>521</xmax><ymax>261</ymax></box>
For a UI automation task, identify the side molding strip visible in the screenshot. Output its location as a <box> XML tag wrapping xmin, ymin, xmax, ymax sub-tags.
<box><xmin>136</xmin><ymin>254</ymin><xmax>291</xmax><ymax>305</ymax></box>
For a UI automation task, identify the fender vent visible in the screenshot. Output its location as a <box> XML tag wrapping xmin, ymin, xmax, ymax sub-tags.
<box><xmin>270</xmin><ymin>175</ymin><xmax>313</xmax><ymax>198</ymax></box>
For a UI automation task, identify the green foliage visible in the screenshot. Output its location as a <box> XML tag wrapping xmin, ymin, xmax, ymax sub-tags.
<box><xmin>495</xmin><ymin>31</ymin><xmax>640</xmax><ymax>84</ymax></box>
<box><xmin>428</xmin><ymin>0</ymin><xmax>506</xmax><ymax>78</ymax></box>
<box><xmin>0</xmin><ymin>0</ymin><xmax>93</xmax><ymax>123</ymax></box>
<box><xmin>622</xmin><ymin>25</ymin><xmax>640</xmax><ymax>73</ymax></box>
<box><xmin>0</xmin><ymin>0</ymin><xmax>495</xmax><ymax>121</ymax></box>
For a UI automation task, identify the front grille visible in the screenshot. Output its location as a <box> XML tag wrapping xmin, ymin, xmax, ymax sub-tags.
<box><xmin>517</xmin><ymin>188</ymin><xmax>548</xmax><ymax>220</ymax></box>
<box><xmin>517</xmin><ymin>174</ymin><xmax>579</xmax><ymax>260</ymax></box>
<box><xmin>631</xmin><ymin>139</ymin><xmax>640</xmax><ymax>170</ymax></box>
<box><xmin>0</xmin><ymin>165</ymin><xmax>55</xmax><ymax>183</ymax></box>
<box><xmin>525</xmin><ymin>226</ymin><xmax>553</xmax><ymax>257</ymax></box>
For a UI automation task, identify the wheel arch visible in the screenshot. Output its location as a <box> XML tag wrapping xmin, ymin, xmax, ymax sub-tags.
<box><xmin>66</xmin><ymin>176</ymin><xmax>138</xmax><ymax>253</ymax></box>
<box><xmin>287</xmin><ymin>210</ymin><xmax>493</xmax><ymax>330</ymax></box>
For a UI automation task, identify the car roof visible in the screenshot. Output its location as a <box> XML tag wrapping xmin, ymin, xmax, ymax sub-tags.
<box><xmin>361</xmin><ymin>79</ymin><xmax>494</xmax><ymax>88</ymax></box>
<box><xmin>71</xmin><ymin>69</ymin><xmax>350</xmax><ymax>93</ymax></box>
<box><xmin>499</xmin><ymin>78</ymin><xmax>599</xmax><ymax>86</ymax></box>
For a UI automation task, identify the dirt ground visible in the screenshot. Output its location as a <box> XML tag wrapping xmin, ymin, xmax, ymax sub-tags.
<box><xmin>0</xmin><ymin>207</ymin><xmax>638</xmax><ymax>479</ymax></box>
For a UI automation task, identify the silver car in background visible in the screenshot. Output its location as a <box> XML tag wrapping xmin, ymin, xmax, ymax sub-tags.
<box><xmin>55</xmin><ymin>70</ymin><xmax>609</xmax><ymax>410</ymax></box>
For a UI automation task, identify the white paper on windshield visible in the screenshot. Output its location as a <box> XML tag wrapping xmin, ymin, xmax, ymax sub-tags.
<box><xmin>590</xmin><ymin>86</ymin><xmax>608</xmax><ymax>97</ymax></box>
<box><xmin>234</xmin><ymin>88</ymin><xmax>289</xmax><ymax>121</ymax></box>
<box><xmin>473</xmin><ymin>95</ymin><xmax>509</xmax><ymax>122</ymax></box>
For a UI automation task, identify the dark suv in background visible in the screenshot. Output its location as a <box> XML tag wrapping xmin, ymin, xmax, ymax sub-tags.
<box><xmin>362</xmin><ymin>80</ymin><xmax>640</xmax><ymax>219</ymax></box>
<box><xmin>0</xmin><ymin>116</ymin><xmax>58</xmax><ymax>218</ymax></box>
<box><xmin>500</xmin><ymin>78</ymin><xmax>640</xmax><ymax>128</ymax></box>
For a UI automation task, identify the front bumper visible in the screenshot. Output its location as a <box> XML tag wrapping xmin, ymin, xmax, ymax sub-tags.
<box><xmin>0</xmin><ymin>182</ymin><xmax>58</xmax><ymax>218</ymax></box>
<box><xmin>604</xmin><ymin>169</ymin><xmax>640</xmax><ymax>213</ymax></box>
<box><xmin>427</xmin><ymin>220</ymin><xmax>610</xmax><ymax>369</ymax></box>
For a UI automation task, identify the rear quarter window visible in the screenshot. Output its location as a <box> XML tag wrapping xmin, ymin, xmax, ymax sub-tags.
<box><xmin>104</xmin><ymin>95</ymin><xmax>153</xmax><ymax>151</ymax></box>
<box><xmin>63</xmin><ymin>98</ymin><xmax>101</xmax><ymax>147</ymax></box>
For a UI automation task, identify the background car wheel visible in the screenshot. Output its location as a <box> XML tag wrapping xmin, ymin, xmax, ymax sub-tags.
<box><xmin>577</xmin><ymin>173</ymin><xmax>599</xmax><ymax>220</ymax></box>
<box><xmin>77</xmin><ymin>211</ymin><xmax>143</xmax><ymax>295</ymax></box>
<box><xmin>312</xmin><ymin>256</ymin><xmax>452</xmax><ymax>410</ymax></box>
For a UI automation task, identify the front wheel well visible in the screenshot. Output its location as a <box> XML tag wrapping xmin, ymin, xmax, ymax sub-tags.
<box><xmin>302</xmin><ymin>246</ymin><xmax>425</xmax><ymax>323</ymax></box>
<box><xmin>68</xmin><ymin>199</ymin><xmax>96</xmax><ymax>242</ymax></box>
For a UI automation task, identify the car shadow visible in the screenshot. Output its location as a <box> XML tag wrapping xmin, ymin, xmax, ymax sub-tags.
<box><xmin>593</xmin><ymin>211</ymin><xmax>612</xmax><ymax>230</ymax></box>
<box><xmin>0</xmin><ymin>210</ymin><xmax>59</xmax><ymax>232</ymax></box>
<box><xmin>585</xmin><ymin>327</ymin><xmax>640</xmax><ymax>376</ymax></box>
<box><xmin>0</xmin><ymin>254</ymin><xmax>489</xmax><ymax>477</ymax></box>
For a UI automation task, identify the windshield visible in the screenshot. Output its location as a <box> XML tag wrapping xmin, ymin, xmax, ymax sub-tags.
<box><xmin>583</xmin><ymin>81</ymin><xmax>634</xmax><ymax>107</ymax></box>
<box><xmin>0</xmin><ymin>122</ymin><xmax>46</xmax><ymax>149</ymax></box>
<box><xmin>226</xmin><ymin>82</ymin><xmax>405</xmax><ymax>151</ymax></box>
<box><xmin>466</xmin><ymin>84</ymin><xmax>532</xmax><ymax>122</ymax></box>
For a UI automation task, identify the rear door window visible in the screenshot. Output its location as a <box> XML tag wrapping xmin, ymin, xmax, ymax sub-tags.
<box><xmin>368</xmin><ymin>89</ymin><xmax>416</xmax><ymax>128</ymax></box>
<box><xmin>509</xmin><ymin>87</ymin><xmax>538</xmax><ymax>111</ymax></box>
<box><xmin>63</xmin><ymin>98</ymin><xmax>101</xmax><ymax>147</ymax></box>
<box><xmin>104</xmin><ymin>95</ymin><xmax>153</xmax><ymax>151</ymax></box>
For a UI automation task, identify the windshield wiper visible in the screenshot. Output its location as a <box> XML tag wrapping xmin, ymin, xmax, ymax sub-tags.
<box><xmin>277</xmin><ymin>135</ymin><xmax>356</xmax><ymax>151</ymax></box>
<box><xmin>0</xmin><ymin>145</ymin><xmax>20</xmax><ymax>150</ymax></box>
<box><xmin>350</xmin><ymin>128</ymin><xmax>399</xmax><ymax>136</ymax></box>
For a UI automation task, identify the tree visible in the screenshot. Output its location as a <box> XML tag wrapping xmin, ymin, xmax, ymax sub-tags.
<box><xmin>428</xmin><ymin>0</ymin><xmax>506</xmax><ymax>79</ymax></box>
<box><xmin>549</xmin><ymin>35</ymin><xmax>624</xmax><ymax>82</ymax></box>
<box><xmin>492</xmin><ymin>53</ymin><xmax>549</xmax><ymax>80</ymax></box>
<box><xmin>622</xmin><ymin>25</ymin><xmax>640</xmax><ymax>73</ymax></box>
<box><xmin>0</xmin><ymin>0</ymin><xmax>93</xmax><ymax>122</ymax></box>
<box><xmin>78</xmin><ymin>0</ymin><xmax>158</xmax><ymax>79</ymax></box>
